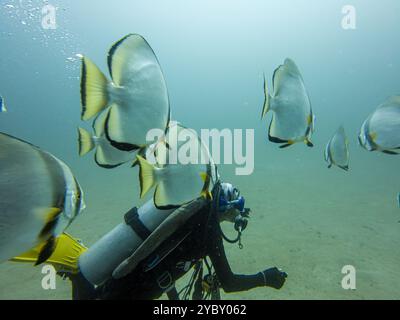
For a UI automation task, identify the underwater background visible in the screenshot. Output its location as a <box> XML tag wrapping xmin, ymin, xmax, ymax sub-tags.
<box><xmin>0</xmin><ymin>0</ymin><xmax>399</xmax><ymax>299</ymax></box>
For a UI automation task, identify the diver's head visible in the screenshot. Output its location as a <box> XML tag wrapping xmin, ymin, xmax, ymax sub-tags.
<box><xmin>217</xmin><ymin>183</ymin><xmax>250</xmax><ymax>230</ymax></box>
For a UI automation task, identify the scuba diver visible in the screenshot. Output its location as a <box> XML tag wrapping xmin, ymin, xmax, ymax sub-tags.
<box><xmin>12</xmin><ymin>182</ymin><xmax>287</xmax><ymax>300</ymax></box>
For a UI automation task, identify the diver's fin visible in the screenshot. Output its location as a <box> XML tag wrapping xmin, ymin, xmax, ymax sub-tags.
<box><xmin>77</xmin><ymin>127</ymin><xmax>95</xmax><ymax>156</ymax></box>
<box><xmin>80</xmin><ymin>56</ymin><xmax>109</xmax><ymax>121</ymax></box>
<box><xmin>136</xmin><ymin>155</ymin><xmax>157</xmax><ymax>198</ymax></box>
<box><xmin>11</xmin><ymin>233</ymin><xmax>87</xmax><ymax>275</ymax></box>
<box><xmin>35</xmin><ymin>236</ymin><xmax>56</xmax><ymax>266</ymax></box>
<box><xmin>328</xmin><ymin>164</ymin><xmax>332</xmax><ymax>169</ymax></box>
<box><xmin>261</xmin><ymin>73</ymin><xmax>271</xmax><ymax>119</ymax></box>
<box><xmin>338</xmin><ymin>165</ymin><xmax>349</xmax><ymax>171</ymax></box>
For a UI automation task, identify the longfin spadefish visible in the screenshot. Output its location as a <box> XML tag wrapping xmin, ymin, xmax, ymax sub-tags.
<box><xmin>368</xmin><ymin>132</ymin><xmax>378</xmax><ymax>142</ymax></box>
<box><xmin>77</xmin><ymin>127</ymin><xmax>95</xmax><ymax>156</ymax></box>
<box><xmin>136</xmin><ymin>155</ymin><xmax>157</xmax><ymax>198</ymax></box>
<box><xmin>80</xmin><ymin>56</ymin><xmax>109</xmax><ymax>121</ymax></box>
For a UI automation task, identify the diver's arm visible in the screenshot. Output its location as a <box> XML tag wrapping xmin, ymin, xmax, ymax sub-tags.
<box><xmin>208</xmin><ymin>233</ymin><xmax>287</xmax><ymax>292</ymax></box>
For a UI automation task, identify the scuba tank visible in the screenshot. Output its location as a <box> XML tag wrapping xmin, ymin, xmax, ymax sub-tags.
<box><xmin>78</xmin><ymin>200</ymin><xmax>174</xmax><ymax>286</ymax></box>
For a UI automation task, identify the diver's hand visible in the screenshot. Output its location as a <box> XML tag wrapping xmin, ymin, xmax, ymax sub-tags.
<box><xmin>262</xmin><ymin>267</ymin><xmax>287</xmax><ymax>289</ymax></box>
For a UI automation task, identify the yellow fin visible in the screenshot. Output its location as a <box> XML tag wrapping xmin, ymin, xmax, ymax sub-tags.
<box><xmin>201</xmin><ymin>190</ymin><xmax>213</xmax><ymax>200</ymax></box>
<box><xmin>11</xmin><ymin>233</ymin><xmax>87</xmax><ymax>275</ymax></box>
<box><xmin>199</xmin><ymin>172</ymin><xmax>212</xmax><ymax>200</ymax></box>
<box><xmin>199</xmin><ymin>172</ymin><xmax>208</xmax><ymax>183</ymax></box>
<box><xmin>136</xmin><ymin>155</ymin><xmax>157</xmax><ymax>198</ymax></box>
<box><xmin>307</xmin><ymin>114</ymin><xmax>312</xmax><ymax>125</ymax></box>
<box><xmin>80</xmin><ymin>56</ymin><xmax>109</xmax><ymax>121</ymax></box>
<box><xmin>77</xmin><ymin>127</ymin><xmax>95</xmax><ymax>156</ymax></box>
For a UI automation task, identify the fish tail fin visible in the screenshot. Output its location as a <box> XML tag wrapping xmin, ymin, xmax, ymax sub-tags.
<box><xmin>77</xmin><ymin>127</ymin><xmax>95</xmax><ymax>156</ymax></box>
<box><xmin>136</xmin><ymin>155</ymin><xmax>157</xmax><ymax>198</ymax></box>
<box><xmin>199</xmin><ymin>172</ymin><xmax>213</xmax><ymax>200</ymax></box>
<box><xmin>35</xmin><ymin>236</ymin><xmax>56</xmax><ymax>266</ymax></box>
<box><xmin>261</xmin><ymin>73</ymin><xmax>271</xmax><ymax>119</ymax></box>
<box><xmin>80</xmin><ymin>56</ymin><xmax>109</xmax><ymax>121</ymax></box>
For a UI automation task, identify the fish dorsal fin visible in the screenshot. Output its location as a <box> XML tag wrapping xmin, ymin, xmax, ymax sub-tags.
<box><xmin>383</xmin><ymin>95</ymin><xmax>400</xmax><ymax>107</ymax></box>
<box><xmin>272</xmin><ymin>64</ymin><xmax>285</xmax><ymax>97</ymax></box>
<box><xmin>107</xmin><ymin>34</ymin><xmax>157</xmax><ymax>87</ymax></box>
<box><xmin>283</xmin><ymin>58</ymin><xmax>302</xmax><ymax>76</ymax></box>
<box><xmin>272</xmin><ymin>58</ymin><xmax>302</xmax><ymax>97</ymax></box>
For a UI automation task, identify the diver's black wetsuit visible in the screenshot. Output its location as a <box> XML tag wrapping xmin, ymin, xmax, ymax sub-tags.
<box><xmin>90</xmin><ymin>201</ymin><xmax>286</xmax><ymax>300</ymax></box>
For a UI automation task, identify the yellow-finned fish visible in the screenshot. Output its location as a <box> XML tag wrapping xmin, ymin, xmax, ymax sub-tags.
<box><xmin>324</xmin><ymin>126</ymin><xmax>350</xmax><ymax>171</ymax></box>
<box><xmin>262</xmin><ymin>58</ymin><xmax>315</xmax><ymax>148</ymax></box>
<box><xmin>358</xmin><ymin>96</ymin><xmax>400</xmax><ymax>155</ymax></box>
<box><xmin>80</xmin><ymin>34</ymin><xmax>170</xmax><ymax>153</ymax></box>
<box><xmin>0</xmin><ymin>133</ymin><xmax>85</xmax><ymax>265</ymax></box>
<box><xmin>78</xmin><ymin>108</ymin><xmax>137</xmax><ymax>168</ymax></box>
<box><xmin>136</xmin><ymin>122</ymin><xmax>218</xmax><ymax>209</ymax></box>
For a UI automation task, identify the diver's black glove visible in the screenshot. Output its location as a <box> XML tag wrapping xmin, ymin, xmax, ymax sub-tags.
<box><xmin>261</xmin><ymin>267</ymin><xmax>287</xmax><ymax>289</ymax></box>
